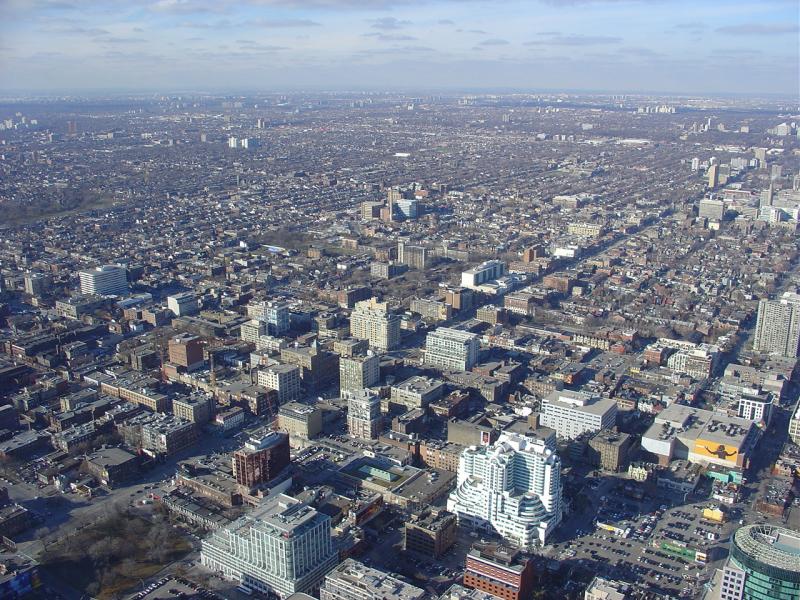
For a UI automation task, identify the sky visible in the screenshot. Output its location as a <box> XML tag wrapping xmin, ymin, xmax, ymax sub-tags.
<box><xmin>0</xmin><ymin>0</ymin><xmax>798</xmax><ymax>96</ymax></box>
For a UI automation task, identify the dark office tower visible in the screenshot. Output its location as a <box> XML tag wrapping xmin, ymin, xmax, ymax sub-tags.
<box><xmin>232</xmin><ymin>431</ymin><xmax>290</xmax><ymax>488</ymax></box>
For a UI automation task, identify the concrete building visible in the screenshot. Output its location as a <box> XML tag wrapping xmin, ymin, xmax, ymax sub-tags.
<box><xmin>789</xmin><ymin>399</ymin><xmax>800</xmax><ymax>445</ymax></box>
<box><xmin>540</xmin><ymin>390</ymin><xmax>618</xmax><ymax>440</ymax></box>
<box><xmin>447</xmin><ymin>433</ymin><xmax>562</xmax><ymax>548</ymax></box>
<box><xmin>410</xmin><ymin>298</ymin><xmax>452</xmax><ymax>322</ymax></box>
<box><xmin>699</xmin><ymin>198</ymin><xmax>725</xmax><ymax>221</ymax></box>
<box><xmin>278</xmin><ymin>402</ymin><xmax>323</xmax><ymax>440</ymax></box>
<box><xmin>463</xmin><ymin>544</ymin><xmax>535</xmax><ymax>600</ymax></box>
<box><xmin>168</xmin><ymin>334</ymin><xmax>205</xmax><ymax>371</ymax></box>
<box><xmin>346</xmin><ymin>389</ymin><xmax>382</xmax><ymax>440</ymax></box>
<box><xmin>587</xmin><ymin>429</ymin><xmax>634</xmax><ymax>473</ymax></box>
<box><xmin>167</xmin><ymin>292</ymin><xmax>199</xmax><ymax>317</ymax></box>
<box><xmin>641</xmin><ymin>403</ymin><xmax>759</xmax><ymax>469</ymax></box>
<box><xmin>78</xmin><ymin>265</ymin><xmax>128</xmax><ymax>296</ymax></box>
<box><xmin>390</xmin><ymin>376</ymin><xmax>445</xmax><ymax>410</ymax></box>
<box><xmin>350</xmin><ymin>298</ymin><xmax>401</xmax><ymax>351</ymax></box>
<box><xmin>232</xmin><ymin>431</ymin><xmax>290</xmax><ymax>488</ymax></box>
<box><xmin>257</xmin><ymin>364</ymin><xmax>302</xmax><ymax>403</ymax></box>
<box><xmin>339</xmin><ymin>352</ymin><xmax>380</xmax><ymax>395</ymax></box>
<box><xmin>404</xmin><ymin>509</ymin><xmax>457</xmax><ymax>559</ymax></box>
<box><xmin>248</xmin><ymin>301</ymin><xmax>290</xmax><ymax>336</ymax></box>
<box><xmin>241</xmin><ymin>319</ymin><xmax>266</xmax><ymax>344</ymax></box>
<box><xmin>201</xmin><ymin>494</ymin><xmax>337</xmax><ymax>598</ymax></box>
<box><xmin>397</xmin><ymin>242</ymin><xmax>428</xmax><ymax>270</ymax></box>
<box><xmin>461</xmin><ymin>260</ymin><xmax>506</xmax><ymax>290</ymax></box>
<box><xmin>584</xmin><ymin>577</ymin><xmax>631</xmax><ymax>600</ymax></box>
<box><xmin>753</xmin><ymin>292</ymin><xmax>800</xmax><ymax>358</ymax></box>
<box><xmin>320</xmin><ymin>559</ymin><xmax>426</xmax><ymax>600</ymax></box>
<box><xmin>173</xmin><ymin>393</ymin><xmax>215</xmax><ymax>424</ymax></box>
<box><xmin>424</xmin><ymin>327</ymin><xmax>480</xmax><ymax>372</ymax></box>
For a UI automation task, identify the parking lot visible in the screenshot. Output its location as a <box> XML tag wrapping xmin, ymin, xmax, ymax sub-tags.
<box><xmin>129</xmin><ymin>576</ymin><xmax>224</xmax><ymax>600</ymax></box>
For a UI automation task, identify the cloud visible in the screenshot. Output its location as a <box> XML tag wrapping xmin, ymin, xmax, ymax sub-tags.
<box><xmin>479</xmin><ymin>38</ymin><xmax>509</xmax><ymax>46</ymax></box>
<box><xmin>364</xmin><ymin>33</ymin><xmax>418</xmax><ymax>41</ymax></box>
<box><xmin>526</xmin><ymin>33</ymin><xmax>622</xmax><ymax>46</ymax></box>
<box><xmin>149</xmin><ymin>0</ymin><xmax>227</xmax><ymax>14</ymax></box>
<box><xmin>716</xmin><ymin>23</ymin><xmax>800</xmax><ymax>35</ymax></box>
<box><xmin>437</xmin><ymin>19</ymin><xmax>454</xmax><ymax>25</ymax></box>
<box><xmin>673</xmin><ymin>22</ymin><xmax>706</xmax><ymax>32</ymax></box>
<box><xmin>179</xmin><ymin>19</ymin><xmax>232</xmax><ymax>29</ymax></box>
<box><xmin>47</xmin><ymin>25</ymin><xmax>110</xmax><ymax>36</ymax></box>
<box><xmin>251</xmin><ymin>18</ymin><xmax>321</xmax><ymax>28</ymax></box>
<box><xmin>369</xmin><ymin>17</ymin><xmax>411</xmax><ymax>30</ymax></box>
<box><xmin>99</xmin><ymin>37</ymin><xmax>147</xmax><ymax>44</ymax></box>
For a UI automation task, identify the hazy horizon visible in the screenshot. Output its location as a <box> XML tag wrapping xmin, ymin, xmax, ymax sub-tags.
<box><xmin>1</xmin><ymin>0</ymin><xmax>799</xmax><ymax>97</ymax></box>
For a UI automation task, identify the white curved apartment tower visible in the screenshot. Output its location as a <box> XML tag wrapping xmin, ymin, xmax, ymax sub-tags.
<box><xmin>447</xmin><ymin>433</ymin><xmax>562</xmax><ymax>548</ymax></box>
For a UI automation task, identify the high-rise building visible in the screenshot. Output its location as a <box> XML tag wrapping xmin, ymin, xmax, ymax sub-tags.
<box><xmin>699</xmin><ymin>198</ymin><xmax>725</xmax><ymax>221</ymax></box>
<box><xmin>339</xmin><ymin>352</ymin><xmax>380</xmax><ymax>395</ymax></box>
<box><xmin>232</xmin><ymin>431</ymin><xmax>290</xmax><ymax>488</ymax></box>
<box><xmin>708</xmin><ymin>163</ymin><xmax>720</xmax><ymax>189</ymax></box>
<box><xmin>247</xmin><ymin>301</ymin><xmax>290</xmax><ymax>336</ymax></box>
<box><xmin>395</xmin><ymin>198</ymin><xmax>419</xmax><ymax>220</ymax></box>
<box><xmin>320</xmin><ymin>559</ymin><xmax>426</xmax><ymax>600</ymax></box>
<box><xmin>461</xmin><ymin>261</ymin><xmax>506</xmax><ymax>290</ymax></box>
<box><xmin>753</xmin><ymin>292</ymin><xmax>800</xmax><ymax>358</ymax></box>
<box><xmin>540</xmin><ymin>390</ymin><xmax>618</xmax><ymax>440</ymax></box>
<box><xmin>345</xmin><ymin>389</ymin><xmax>381</xmax><ymax>440</ymax></box>
<box><xmin>462</xmin><ymin>543</ymin><xmax>535</xmax><ymax>600</ymax></box>
<box><xmin>424</xmin><ymin>327</ymin><xmax>480</xmax><ymax>372</ymax></box>
<box><xmin>257</xmin><ymin>364</ymin><xmax>302</xmax><ymax>403</ymax></box>
<box><xmin>716</xmin><ymin>525</ymin><xmax>800</xmax><ymax>600</ymax></box>
<box><xmin>447</xmin><ymin>433</ymin><xmax>562</xmax><ymax>548</ymax></box>
<box><xmin>168</xmin><ymin>334</ymin><xmax>205</xmax><ymax>370</ymax></box>
<box><xmin>78</xmin><ymin>265</ymin><xmax>128</xmax><ymax>296</ymax></box>
<box><xmin>241</xmin><ymin>319</ymin><xmax>267</xmax><ymax>344</ymax></box>
<box><xmin>404</xmin><ymin>509</ymin><xmax>457</xmax><ymax>559</ymax></box>
<box><xmin>350</xmin><ymin>298</ymin><xmax>400</xmax><ymax>351</ymax></box>
<box><xmin>23</xmin><ymin>272</ymin><xmax>51</xmax><ymax>298</ymax></box>
<box><xmin>167</xmin><ymin>292</ymin><xmax>199</xmax><ymax>316</ymax></box>
<box><xmin>397</xmin><ymin>242</ymin><xmax>428</xmax><ymax>270</ymax></box>
<box><xmin>201</xmin><ymin>494</ymin><xmax>337</xmax><ymax>598</ymax></box>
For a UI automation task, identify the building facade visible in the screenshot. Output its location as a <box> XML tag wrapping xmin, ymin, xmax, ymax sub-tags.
<box><xmin>232</xmin><ymin>432</ymin><xmax>290</xmax><ymax>488</ymax></box>
<box><xmin>350</xmin><ymin>298</ymin><xmax>400</xmax><ymax>351</ymax></box>
<box><xmin>78</xmin><ymin>265</ymin><xmax>128</xmax><ymax>296</ymax></box>
<box><xmin>753</xmin><ymin>292</ymin><xmax>800</xmax><ymax>358</ymax></box>
<box><xmin>718</xmin><ymin>525</ymin><xmax>800</xmax><ymax>600</ymax></box>
<box><xmin>346</xmin><ymin>389</ymin><xmax>382</xmax><ymax>440</ymax></box>
<box><xmin>424</xmin><ymin>327</ymin><xmax>480</xmax><ymax>372</ymax></box>
<box><xmin>447</xmin><ymin>433</ymin><xmax>562</xmax><ymax>548</ymax></box>
<box><xmin>201</xmin><ymin>494</ymin><xmax>338</xmax><ymax>598</ymax></box>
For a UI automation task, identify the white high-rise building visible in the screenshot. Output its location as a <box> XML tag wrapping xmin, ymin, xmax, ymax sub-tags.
<box><xmin>461</xmin><ymin>260</ymin><xmax>506</xmax><ymax>290</ymax></box>
<box><xmin>540</xmin><ymin>390</ymin><xmax>618</xmax><ymax>440</ymax></box>
<box><xmin>753</xmin><ymin>292</ymin><xmax>800</xmax><ymax>358</ymax></box>
<box><xmin>248</xmin><ymin>301</ymin><xmax>290</xmax><ymax>336</ymax></box>
<box><xmin>424</xmin><ymin>327</ymin><xmax>480</xmax><ymax>372</ymax></box>
<box><xmin>201</xmin><ymin>494</ymin><xmax>337</xmax><ymax>598</ymax></box>
<box><xmin>345</xmin><ymin>389</ymin><xmax>381</xmax><ymax>440</ymax></box>
<box><xmin>257</xmin><ymin>364</ymin><xmax>301</xmax><ymax>403</ymax></box>
<box><xmin>167</xmin><ymin>292</ymin><xmax>199</xmax><ymax>316</ymax></box>
<box><xmin>241</xmin><ymin>319</ymin><xmax>267</xmax><ymax>344</ymax></box>
<box><xmin>447</xmin><ymin>433</ymin><xmax>562</xmax><ymax>548</ymax></box>
<box><xmin>78</xmin><ymin>265</ymin><xmax>128</xmax><ymax>296</ymax></box>
<box><xmin>350</xmin><ymin>298</ymin><xmax>400</xmax><ymax>351</ymax></box>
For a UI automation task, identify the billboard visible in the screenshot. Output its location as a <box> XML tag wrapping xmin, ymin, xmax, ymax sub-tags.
<box><xmin>693</xmin><ymin>439</ymin><xmax>739</xmax><ymax>463</ymax></box>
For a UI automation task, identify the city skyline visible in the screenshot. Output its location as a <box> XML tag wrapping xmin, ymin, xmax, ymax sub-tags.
<box><xmin>0</xmin><ymin>0</ymin><xmax>798</xmax><ymax>95</ymax></box>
